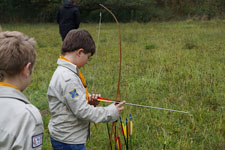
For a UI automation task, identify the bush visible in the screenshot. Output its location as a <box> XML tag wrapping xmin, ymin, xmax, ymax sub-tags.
<box><xmin>0</xmin><ymin>0</ymin><xmax>225</xmax><ymax>23</ymax></box>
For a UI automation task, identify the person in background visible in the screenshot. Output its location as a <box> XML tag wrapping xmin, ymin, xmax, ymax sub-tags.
<box><xmin>57</xmin><ymin>0</ymin><xmax>81</xmax><ymax>41</ymax></box>
<box><xmin>48</xmin><ymin>29</ymin><xmax>125</xmax><ymax>150</ymax></box>
<box><xmin>0</xmin><ymin>31</ymin><xmax>44</xmax><ymax>149</ymax></box>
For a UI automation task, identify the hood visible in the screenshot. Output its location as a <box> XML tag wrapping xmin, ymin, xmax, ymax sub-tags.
<box><xmin>64</xmin><ymin>2</ymin><xmax>75</xmax><ymax>8</ymax></box>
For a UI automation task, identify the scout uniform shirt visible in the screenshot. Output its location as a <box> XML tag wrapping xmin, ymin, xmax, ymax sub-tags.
<box><xmin>47</xmin><ymin>58</ymin><xmax>119</xmax><ymax>144</ymax></box>
<box><xmin>0</xmin><ymin>83</ymin><xmax>44</xmax><ymax>150</ymax></box>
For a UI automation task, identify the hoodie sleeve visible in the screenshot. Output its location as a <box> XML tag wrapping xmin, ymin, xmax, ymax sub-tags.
<box><xmin>73</xmin><ymin>8</ymin><xmax>80</xmax><ymax>28</ymax></box>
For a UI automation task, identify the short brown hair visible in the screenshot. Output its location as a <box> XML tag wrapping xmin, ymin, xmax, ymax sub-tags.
<box><xmin>61</xmin><ymin>29</ymin><xmax>96</xmax><ymax>56</ymax></box>
<box><xmin>0</xmin><ymin>31</ymin><xmax>37</xmax><ymax>81</ymax></box>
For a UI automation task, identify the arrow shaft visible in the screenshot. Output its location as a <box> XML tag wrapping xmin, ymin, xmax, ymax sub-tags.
<box><xmin>124</xmin><ymin>102</ymin><xmax>189</xmax><ymax>114</ymax></box>
<box><xmin>98</xmin><ymin>98</ymin><xmax>189</xmax><ymax>114</ymax></box>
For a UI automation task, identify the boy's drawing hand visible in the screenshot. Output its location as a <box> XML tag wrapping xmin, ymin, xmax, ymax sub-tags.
<box><xmin>115</xmin><ymin>101</ymin><xmax>125</xmax><ymax>115</ymax></box>
<box><xmin>89</xmin><ymin>94</ymin><xmax>100</xmax><ymax>107</ymax></box>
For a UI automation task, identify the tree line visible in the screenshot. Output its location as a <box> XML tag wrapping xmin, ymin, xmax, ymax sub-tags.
<box><xmin>0</xmin><ymin>0</ymin><xmax>225</xmax><ymax>23</ymax></box>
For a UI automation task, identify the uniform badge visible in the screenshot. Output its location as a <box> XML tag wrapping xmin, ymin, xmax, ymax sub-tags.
<box><xmin>32</xmin><ymin>133</ymin><xmax>43</xmax><ymax>148</ymax></box>
<box><xmin>69</xmin><ymin>88</ymin><xmax>79</xmax><ymax>98</ymax></box>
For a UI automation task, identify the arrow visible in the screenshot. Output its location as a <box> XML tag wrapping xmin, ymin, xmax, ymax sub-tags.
<box><xmin>97</xmin><ymin>97</ymin><xmax>189</xmax><ymax>114</ymax></box>
<box><xmin>129</xmin><ymin>114</ymin><xmax>132</xmax><ymax>150</ymax></box>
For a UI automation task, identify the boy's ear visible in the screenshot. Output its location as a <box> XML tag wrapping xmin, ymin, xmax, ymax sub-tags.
<box><xmin>77</xmin><ymin>48</ymin><xmax>84</xmax><ymax>56</ymax></box>
<box><xmin>22</xmin><ymin>62</ymin><xmax>31</xmax><ymax>78</ymax></box>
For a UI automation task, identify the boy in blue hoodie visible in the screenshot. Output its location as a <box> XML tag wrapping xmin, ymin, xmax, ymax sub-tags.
<box><xmin>57</xmin><ymin>0</ymin><xmax>81</xmax><ymax>41</ymax></box>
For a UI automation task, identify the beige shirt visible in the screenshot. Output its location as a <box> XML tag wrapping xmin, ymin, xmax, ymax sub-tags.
<box><xmin>0</xmin><ymin>86</ymin><xmax>44</xmax><ymax>150</ymax></box>
<box><xmin>47</xmin><ymin>59</ymin><xmax>119</xmax><ymax>144</ymax></box>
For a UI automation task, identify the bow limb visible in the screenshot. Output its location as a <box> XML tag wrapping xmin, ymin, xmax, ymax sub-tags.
<box><xmin>99</xmin><ymin>4</ymin><xmax>122</xmax><ymax>101</ymax></box>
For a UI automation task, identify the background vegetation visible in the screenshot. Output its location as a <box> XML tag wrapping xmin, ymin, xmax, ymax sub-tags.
<box><xmin>0</xmin><ymin>0</ymin><xmax>225</xmax><ymax>23</ymax></box>
<box><xmin>1</xmin><ymin>20</ymin><xmax>225</xmax><ymax>149</ymax></box>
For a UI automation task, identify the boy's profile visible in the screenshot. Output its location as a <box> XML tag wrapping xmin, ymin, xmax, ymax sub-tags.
<box><xmin>0</xmin><ymin>31</ymin><xmax>44</xmax><ymax>149</ymax></box>
<box><xmin>48</xmin><ymin>29</ymin><xmax>125</xmax><ymax>150</ymax></box>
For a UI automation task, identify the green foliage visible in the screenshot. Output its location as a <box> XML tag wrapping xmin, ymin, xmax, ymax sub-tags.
<box><xmin>1</xmin><ymin>0</ymin><xmax>225</xmax><ymax>22</ymax></box>
<box><xmin>1</xmin><ymin>21</ymin><xmax>225</xmax><ymax>149</ymax></box>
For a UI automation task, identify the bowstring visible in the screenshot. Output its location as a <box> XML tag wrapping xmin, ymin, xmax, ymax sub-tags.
<box><xmin>91</xmin><ymin>12</ymin><xmax>102</xmax><ymax>92</ymax></box>
<box><xmin>95</xmin><ymin>11</ymin><xmax>113</xmax><ymax>150</ymax></box>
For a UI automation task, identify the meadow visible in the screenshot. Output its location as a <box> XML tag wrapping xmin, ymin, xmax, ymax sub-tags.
<box><xmin>2</xmin><ymin>20</ymin><xmax>225</xmax><ymax>150</ymax></box>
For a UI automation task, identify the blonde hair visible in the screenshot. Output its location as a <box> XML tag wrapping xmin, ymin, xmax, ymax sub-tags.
<box><xmin>0</xmin><ymin>31</ymin><xmax>37</xmax><ymax>81</ymax></box>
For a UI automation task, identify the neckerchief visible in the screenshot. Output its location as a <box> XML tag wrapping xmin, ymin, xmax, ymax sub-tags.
<box><xmin>59</xmin><ymin>56</ymin><xmax>90</xmax><ymax>102</ymax></box>
<box><xmin>0</xmin><ymin>82</ymin><xmax>20</xmax><ymax>91</ymax></box>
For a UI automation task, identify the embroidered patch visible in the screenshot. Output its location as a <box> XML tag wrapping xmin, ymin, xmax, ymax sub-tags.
<box><xmin>32</xmin><ymin>133</ymin><xmax>43</xmax><ymax>148</ymax></box>
<box><xmin>69</xmin><ymin>88</ymin><xmax>79</xmax><ymax>98</ymax></box>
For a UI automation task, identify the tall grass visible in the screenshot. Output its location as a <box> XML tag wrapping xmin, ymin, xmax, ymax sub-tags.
<box><xmin>1</xmin><ymin>20</ymin><xmax>225</xmax><ymax>150</ymax></box>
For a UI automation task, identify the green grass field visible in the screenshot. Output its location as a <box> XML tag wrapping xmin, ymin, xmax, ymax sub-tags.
<box><xmin>2</xmin><ymin>20</ymin><xmax>225</xmax><ymax>150</ymax></box>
